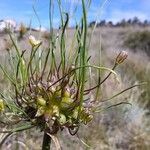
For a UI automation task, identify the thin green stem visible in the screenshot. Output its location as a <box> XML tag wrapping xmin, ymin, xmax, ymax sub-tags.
<box><xmin>101</xmin><ymin>82</ymin><xmax>147</xmax><ymax>102</ymax></box>
<box><xmin>78</xmin><ymin>0</ymin><xmax>88</xmax><ymax>118</ymax></box>
<box><xmin>84</xmin><ymin>63</ymin><xmax>117</xmax><ymax>93</ymax></box>
<box><xmin>47</xmin><ymin>65</ymin><xmax>117</xmax><ymax>90</ymax></box>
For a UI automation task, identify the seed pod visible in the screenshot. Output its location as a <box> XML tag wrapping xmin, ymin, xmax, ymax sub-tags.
<box><xmin>0</xmin><ymin>99</ymin><xmax>4</xmax><ymax>112</ymax></box>
<box><xmin>115</xmin><ymin>51</ymin><xmax>128</xmax><ymax>64</ymax></box>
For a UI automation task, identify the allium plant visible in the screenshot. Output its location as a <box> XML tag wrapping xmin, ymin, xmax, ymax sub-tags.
<box><xmin>0</xmin><ymin>0</ymin><xmax>141</xmax><ymax>149</ymax></box>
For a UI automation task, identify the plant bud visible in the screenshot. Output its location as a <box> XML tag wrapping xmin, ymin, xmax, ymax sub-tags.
<box><xmin>52</xmin><ymin>105</ymin><xmax>59</xmax><ymax>117</ymax></box>
<box><xmin>35</xmin><ymin>106</ymin><xmax>45</xmax><ymax>117</ymax></box>
<box><xmin>59</xmin><ymin>114</ymin><xmax>66</xmax><ymax>125</ymax></box>
<box><xmin>37</xmin><ymin>96</ymin><xmax>46</xmax><ymax>106</ymax></box>
<box><xmin>0</xmin><ymin>99</ymin><xmax>4</xmax><ymax>112</ymax></box>
<box><xmin>21</xmin><ymin>58</ymin><xmax>25</xmax><ymax>66</ymax></box>
<box><xmin>63</xmin><ymin>88</ymin><xmax>71</xmax><ymax>98</ymax></box>
<box><xmin>115</xmin><ymin>51</ymin><xmax>128</xmax><ymax>64</ymax></box>
<box><xmin>61</xmin><ymin>97</ymin><xmax>72</xmax><ymax>107</ymax></box>
<box><xmin>72</xmin><ymin>108</ymin><xmax>78</xmax><ymax>119</ymax></box>
<box><xmin>29</xmin><ymin>35</ymin><xmax>41</xmax><ymax>47</ymax></box>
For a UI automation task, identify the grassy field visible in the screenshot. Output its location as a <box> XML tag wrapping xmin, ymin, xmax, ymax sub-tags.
<box><xmin>0</xmin><ymin>26</ymin><xmax>150</xmax><ymax>150</ymax></box>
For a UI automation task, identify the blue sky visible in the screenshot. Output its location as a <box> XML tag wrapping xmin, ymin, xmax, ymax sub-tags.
<box><xmin>0</xmin><ymin>0</ymin><xmax>150</xmax><ymax>28</ymax></box>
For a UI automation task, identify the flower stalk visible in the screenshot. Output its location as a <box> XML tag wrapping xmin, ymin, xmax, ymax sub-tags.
<box><xmin>42</xmin><ymin>132</ymin><xmax>51</xmax><ymax>150</ymax></box>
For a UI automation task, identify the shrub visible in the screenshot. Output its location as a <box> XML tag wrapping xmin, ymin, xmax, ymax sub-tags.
<box><xmin>124</xmin><ymin>30</ymin><xmax>150</xmax><ymax>56</ymax></box>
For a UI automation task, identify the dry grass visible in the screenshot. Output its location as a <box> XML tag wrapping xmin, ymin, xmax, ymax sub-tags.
<box><xmin>0</xmin><ymin>26</ymin><xmax>150</xmax><ymax>149</ymax></box>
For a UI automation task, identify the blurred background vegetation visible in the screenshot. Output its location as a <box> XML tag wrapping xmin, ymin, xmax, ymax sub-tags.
<box><xmin>0</xmin><ymin>15</ymin><xmax>150</xmax><ymax>150</ymax></box>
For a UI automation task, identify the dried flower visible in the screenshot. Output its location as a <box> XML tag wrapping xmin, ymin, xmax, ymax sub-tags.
<box><xmin>28</xmin><ymin>35</ymin><xmax>41</xmax><ymax>47</ymax></box>
<box><xmin>115</xmin><ymin>51</ymin><xmax>128</xmax><ymax>64</ymax></box>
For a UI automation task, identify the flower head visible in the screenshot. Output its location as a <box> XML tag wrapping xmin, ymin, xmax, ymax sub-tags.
<box><xmin>115</xmin><ymin>51</ymin><xmax>128</xmax><ymax>64</ymax></box>
<box><xmin>28</xmin><ymin>35</ymin><xmax>41</xmax><ymax>47</ymax></box>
